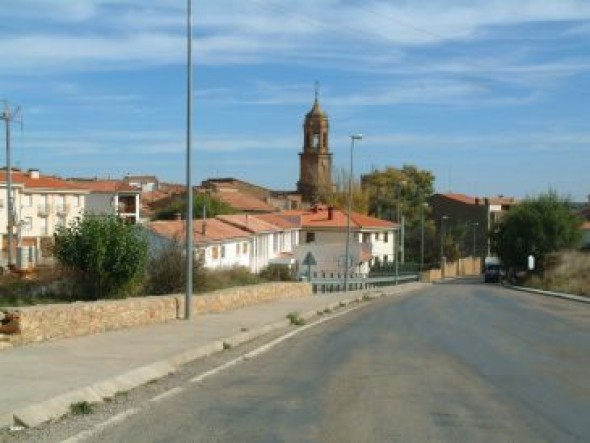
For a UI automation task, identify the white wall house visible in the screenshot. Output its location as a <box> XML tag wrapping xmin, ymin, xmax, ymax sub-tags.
<box><xmin>289</xmin><ymin>206</ymin><xmax>397</xmax><ymax>275</ymax></box>
<box><xmin>147</xmin><ymin>219</ymin><xmax>252</xmax><ymax>271</ymax></box>
<box><xmin>0</xmin><ymin>168</ymin><xmax>88</xmax><ymax>267</ymax></box>
<box><xmin>72</xmin><ymin>180</ymin><xmax>141</xmax><ymax>224</ymax></box>
<box><xmin>217</xmin><ymin>214</ymin><xmax>300</xmax><ymax>273</ymax></box>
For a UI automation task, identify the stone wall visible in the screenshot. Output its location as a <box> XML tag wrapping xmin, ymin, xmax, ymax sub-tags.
<box><xmin>8</xmin><ymin>282</ymin><xmax>312</xmax><ymax>347</ymax></box>
<box><xmin>421</xmin><ymin>257</ymin><xmax>481</xmax><ymax>282</ymax></box>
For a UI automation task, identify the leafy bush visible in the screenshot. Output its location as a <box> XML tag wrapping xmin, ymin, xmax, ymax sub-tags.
<box><xmin>146</xmin><ymin>238</ymin><xmax>204</xmax><ymax>295</ymax></box>
<box><xmin>258</xmin><ymin>264</ymin><xmax>295</xmax><ymax>281</ymax></box>
<box><xmin>492</xmin><ymin>191</ymin><xmax>582</xmax><ymax>271</ymax></box>
<box><xmin>54</xmin><ymin>215</ymin><xmax>148</xmax><ymax>300</ymax></box>
<box><xmin>154</xmin><ymin>193</ymin><xmax>236</xmax><ymax>221</ymax></box>
<box><xmin>197</xmin><ymin>266</ymin><xmax>261</xmax><ymax>293</ymax></box>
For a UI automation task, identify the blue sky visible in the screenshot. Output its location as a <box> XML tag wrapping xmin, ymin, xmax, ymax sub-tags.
<box><xmin>1</xmin><ymin>1</ymin><xmax>589</xmax><ymax>201</ymax></box>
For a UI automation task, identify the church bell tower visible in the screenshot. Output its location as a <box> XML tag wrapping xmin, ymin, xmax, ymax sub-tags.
<box><xmin>297</xmin><ymin>89</ymin><xmax>333</xmax><ymax>203</ymax></box>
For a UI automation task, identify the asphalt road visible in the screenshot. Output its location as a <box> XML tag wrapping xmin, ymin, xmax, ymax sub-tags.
<box><xmin>82</xmin><ymin>281</ymin><xmax>590</xmax><ymax>442</ymax></box>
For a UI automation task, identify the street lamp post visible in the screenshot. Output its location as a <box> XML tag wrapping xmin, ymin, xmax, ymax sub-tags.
<box><xmin>394</xmin><ymin>181</ymin><xmax>406</xmax><ymax>285</ymax></box>
<box><xmin>440</xmin><ymin>215</ymin><xmax>448</xmax><ymax>278</ymax></box>
<box><xmin>344</xmin><ymin>134</ymin><xmax>362</xmax><ymax>292</ymax></box>
<box><xmin>420</xmin><ymin>202</ymin><xmax>428</xmax><ymax>272</ymax></box>
<box><xmin>185</xmin><ymin>0</ymin><xmax>194</xmax><ymax>319</ymax></box>
<box><xmin>472</xmin><ymin>222</ymin><xmax>479</xmax><ymax>258</ymax></box>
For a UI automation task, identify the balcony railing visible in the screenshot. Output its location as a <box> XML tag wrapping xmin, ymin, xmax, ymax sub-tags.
<box><xmin>37</xmin><ymin>204</ymin><xmax>52</xmax><ymax>217</ymax></box>
<box><xmin>56</xmin><ymin>204</ymin><xmax>70</xmax><ymax>215</ymax></box>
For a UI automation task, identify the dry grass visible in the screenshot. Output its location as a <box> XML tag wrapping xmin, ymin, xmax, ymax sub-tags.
<box><xmin>526</xmin><ymin>250</ymin><xmax>590</xmax><ymax>297</ymax></box>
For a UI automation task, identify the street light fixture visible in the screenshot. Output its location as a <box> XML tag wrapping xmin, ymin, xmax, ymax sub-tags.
<box><xmin>394</xmin><ymin>181</ymin><xmax>406</xmax><ymax>285</ymax></box>
<box><xmin>185</xmin><ymin>0</ymin><xmax>194</xmax><ymax>319</ymax></box>
<box><xmin>344</xmin><ymin>134</ymin><xmax>362</xmax><ymax>292</ymax></box>
<box><xmin>420</xmin><ymin>201</ymin><xmax>428</xmax><ymax>272</ymax></box>
<box><xmin>440</xmin><ymin>215</ymin><xmax>448</xmax><ymax>277</ymax></box>
<box><xmin>472</xmin><ymin>222</ymin><xmax>479</xmax><ymax>258</ymax></box>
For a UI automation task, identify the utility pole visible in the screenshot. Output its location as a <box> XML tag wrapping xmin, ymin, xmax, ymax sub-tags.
<box><xmin>1</xmin><ymin>100</ymin><xmax>22</xmax><ymax>269</ymax></box>
<box><xmin>185</xmin><ymin>0</ymin><xmax>194</xmax><ymax>319</ymax></box>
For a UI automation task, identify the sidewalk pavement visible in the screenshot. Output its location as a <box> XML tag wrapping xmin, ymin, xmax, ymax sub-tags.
<box><xmin>0</xmin><ymin>282</ymin><xmax>427</xmax><ymax>429</ymax></box>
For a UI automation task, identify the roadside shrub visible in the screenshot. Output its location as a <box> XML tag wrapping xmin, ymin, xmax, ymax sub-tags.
<box><xmin>146</xmin><ymin>239</ymin><xmax>205</xmax><ymax>295</ymax></box>
<box><xmin>258</xmin><ymin>264</ymin><xmax>295</xmax><ymax>282</ymax></box>
<box><xmin>54</xmin><ymin>215</ymin><xmax>148</xmax><ymax>300</ymax></box>
<box><xmin>525</xmin><ymin>250</ymin><xmax>590</xmax><ymax>296</ymax></box>
<box><xmin>197</xmin><ymin>266</ymin><xmax>261</xmax><ymax>293</ymax></box>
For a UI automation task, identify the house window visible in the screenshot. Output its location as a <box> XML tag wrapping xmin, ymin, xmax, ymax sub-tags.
<box><xmin>306</xmin><ymin>232</ymin><xmax>315</xmax><ymax>243</ymax></box>
<box><xmin>362</xmin><ymin>233</ymin><xmax>370</xmax><ymax>243</ymax></box>
<box><xmin>212</xmin><ymin>247</ymin><xmax>219</xmax><ymax>259</ymax></box>
<box><xmin>384</xmin><ymin>232</ymin><xmax>389</xmax><ymax>243</ymax></box>
<box><xmin>375</xmin><ymin>233</ymin><xmax>380</xmax><ymax>241</ymax></box>
<box><xmin>23</xmin><ymin>217</ymin><xmax>33</xmax><ymax>232</ymax></box>
<box><xmin>242</xmin><ymin>242</ymin><xmax>248</xmax><ymax>254</ymax></box>
<box><xmin>221</xmin><ymin>246</ymin><xmax>226</xmax><ymax>258</ymax></box>
<box><xmin>56</xmin><ymin>215</ymin><xmax>66</xmax><ymax>229</ymax></box>
<box><xmin>40</xmin><ymin>217</ymin><xmax>48</xmax><ymax>236</ymax></box>
<box><xmin>22</xmin><ymin>194</ymin><xmax>32</xmax><ymax>207</ymax></box>
<box><xmin>273</xmin><ymin>233</ymin><xmax>279</xmax><ymax>253</ymax></box>
<box><xmin>384</xmin><ymin>255</ymin><xmax>389</xmax><ymax>264</ymax></box>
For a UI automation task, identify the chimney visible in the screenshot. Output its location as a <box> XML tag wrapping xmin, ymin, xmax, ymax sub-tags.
<box><xmin>28</xmin><ymin>169</ymin><xmax>40</xmax><ymax>179</ymax></box>
<box><xmin>201</xmin><ymin>220</ymin><xmax>207</xmax><ymax>236</ymax></box>
<box><xmin>328</xmin><ymin>206</ymin><xmax>334</xmax><ymax>220</ymax></box>
<box><xmin>174</xmin><ymin>212</ymin><xmax>182</xmax><ymax>220</ymax></box>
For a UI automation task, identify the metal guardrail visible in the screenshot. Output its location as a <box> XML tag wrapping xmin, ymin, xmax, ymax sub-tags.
<box><xmin>304</xmin><ymin>273</ymin><xmax>421</xmax><ymax>294</ymax></box>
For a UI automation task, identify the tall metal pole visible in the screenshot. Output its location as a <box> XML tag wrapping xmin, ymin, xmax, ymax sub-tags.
<box><xmin>472</xmin><ymin>222</ymin><xmax>479</xmax><ymax>257</ymax></box>
<box><xmin>185</xmin><ymin>0</ymin><xmax>194</xmax><ymax>320</ymax></box>
<box><xmin>440</xmin><ymin>215</ymin><xmax>448</xmax><ymax>277</ymax></box>
<box><xmin>394</xmin><ymin>182</ymin><xmax>404</xmax><ymax>285</ymax></box>
<box><xmin>1</xmin><ymin>102</ymin><xmax>20</xmax><ymax>269</ymax></box>
<box><xmin>344</xmin><ymin>134</ymin><xmax>362</xmax><ymax>292</ymax></box>
<box><xmin>420</xmin><ymin>202</ymin><xmax>425</xmax><ymax>271</ymax></box>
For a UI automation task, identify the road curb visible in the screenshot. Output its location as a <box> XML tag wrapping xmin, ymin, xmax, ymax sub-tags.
<box><xmin>505</xmin><ymin>283</ymin><xmax>590</xmax><ymax>304</ymax></box>
<box><xmin>4</xmin><ymin>283</ymin><xmax>428</xmax><ymax>429</ymax></box>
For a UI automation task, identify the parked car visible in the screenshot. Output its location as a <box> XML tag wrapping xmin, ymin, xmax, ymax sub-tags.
<box><xmin>484</xmin><ymin>264</ymin><xmax>503</xmax><ymax>283</ymax></box>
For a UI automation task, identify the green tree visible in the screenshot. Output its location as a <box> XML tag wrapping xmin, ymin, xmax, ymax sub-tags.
<box><xmin>154</xmin><ymin>193</ymin><xmax>236</xmax><ymax>221</ymax></box>
<box><xmin>54</xmin><ymin>215</ymin><xmax>148</xmax><ymax>299</ymax></box>
<box><xmin>362</xmin><ymin>165</ymin><xmax>435</xmax><ymax>224</ymax></box>
<box><xmin>491</xmin><ymin>191</ymin><xmax>583</xmax><ymax>271</ymax></box>
<box><xmin>321</xmin><ymin>167</ymin><xmax>369</xmax><ymax>213</ymax></box>
<box><xmin>362</xmin><ymin>165</ymin><xmax>435</xmax><ymax>263</ymax></box>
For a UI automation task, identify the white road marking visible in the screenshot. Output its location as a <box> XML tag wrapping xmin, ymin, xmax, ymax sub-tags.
<box><xmin>190</xmin><ymin>305</ymin><xmax>360</xmax><ymax>383</ymax></box>
<box><xmin>60</xmin><ymin>407</ymin><xmax>140</xmax><ymax>443</ymax></box>
<box><xmin>61</xmin><ymin>303</ymin><xmax>362</xmax><ymax>442</ymax></box>
<box><xmin>148</xmin><ymin>387</ymin><xmax>184</xmax><ymax>403</ymax></box>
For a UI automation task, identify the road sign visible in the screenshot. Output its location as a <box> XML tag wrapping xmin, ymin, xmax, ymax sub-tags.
<box><xmin>302</xmin><ymin>251</ymin><xmax>317</xmax><ymax>266</ymax></box>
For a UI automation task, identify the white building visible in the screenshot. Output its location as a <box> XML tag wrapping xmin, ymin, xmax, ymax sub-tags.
<box><xmin>71</xmin><ymin>179</ymin><xmax>141</xmax><ymax>224</ymax></box>
<box><xmin>147</xmin><ymin>219</ymin><xmax>252</xmax><ymax>270</ymax></box>
<box><xmin>217</xmin><ymin>214</ymin><xmax>300</xmax><ymax>273</ymax></box>
<box><xmin>285</xmin><ymin>206</ymin><xmax>398</xmax><ymax>275</ymax></box>
<box><xmin>0</xmin><ymin>168</ymin><xmax>89</xmax><ymax>267</ymax></box>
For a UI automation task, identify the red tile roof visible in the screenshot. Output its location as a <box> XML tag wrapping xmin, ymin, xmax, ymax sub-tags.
<box><xmin>148</xmin><ymin>219</ymin><xmax>251</xmax><ymax>243</ymax></box>
<box><xmin>216</xmin><ymin>214</ymin><xmax>284</xmax><ymax>233</ymax></box>
<box><xmin>0</xmin><ymin>171</ymin><xmax>88</xmax><ymax>191</ymax></box>
<box><xmin>255</xmin><ymin>213</ymin><xmax>300</xmax><ymax>230</ymax></box>
<box><xmin>441</xmin><ymin>193</ymin><xmax>517</xmax><ymax>206</ymax></box>
<box><xmin>213</xmin><ymin>188</ymin><xmax>276</xmax><ymax>212</ymax></box>
<box><xmin>299</xmin><ymin>206</ymin><xmax>396</xmax><ymax>230</ymax></box>
<box><xmin>71</xmin><ymin>180</ymin><xmax>140</xmax><ymax>193</ymax></box>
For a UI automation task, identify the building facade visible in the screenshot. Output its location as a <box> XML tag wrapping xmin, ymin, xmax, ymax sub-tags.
<box><xmin>0</xmin><ymin>169</ymin><xmax>89</xmax><ymax>267</ymax></box>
